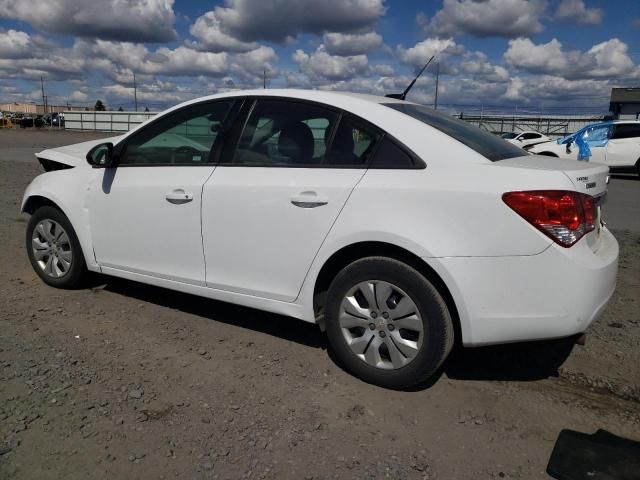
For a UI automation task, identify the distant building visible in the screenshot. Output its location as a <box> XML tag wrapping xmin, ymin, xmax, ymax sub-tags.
<box><xmin>609</xmin><ymin>88</ymin><xmax>640</xmax><ymax>120</ymax></box>
<box><xmin>0</xmin><ymin>102</ymin><xmax>87</xmax><ymax>115</ymax></box>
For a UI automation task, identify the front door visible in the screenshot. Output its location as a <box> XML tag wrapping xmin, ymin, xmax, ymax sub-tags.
<box><xmin>202</xmin><ymin>99</ymin><xmax>380</xmax><ymax>301</ymax></box>
<box><xmin>89</xmin><ymin>100</ymin><xmax>236</xmax><ymax>285</ymax></box>
<box><xmin>605</xmin><ymin>123</ymin><xmax>640</xmax><ymax>168</ymax></box>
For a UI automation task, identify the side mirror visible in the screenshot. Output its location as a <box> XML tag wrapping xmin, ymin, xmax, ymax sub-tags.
<box><xmin>86</xmin><ymin>142</ymin><xmax>115</xmax><ymax>168</ymax></box>
<box><xmin>565</xmin><ymin>140</ymin><xmax>573</xmax><ymax>154</ymax></box>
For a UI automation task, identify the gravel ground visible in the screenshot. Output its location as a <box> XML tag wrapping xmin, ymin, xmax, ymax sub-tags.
<box><xmin>1</xmin><ymin>129</ymin><xmax>639</xmax><ymax>479</ymax></box>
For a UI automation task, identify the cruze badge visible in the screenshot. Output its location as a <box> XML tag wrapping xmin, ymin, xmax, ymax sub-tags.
<box><xmin>575</xmin><ymin>176</ymin><xmax>596</xmax><ymax>189</ymax></box>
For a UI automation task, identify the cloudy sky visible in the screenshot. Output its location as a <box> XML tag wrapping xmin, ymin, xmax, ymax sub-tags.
<box><xmin>1</xmin><ymin>0</ymin><xmax>638</xmax><ymax>113</ymax></box>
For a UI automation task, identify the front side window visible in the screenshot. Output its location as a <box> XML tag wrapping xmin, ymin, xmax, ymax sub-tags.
<box><xmin>119</xmin><ymin>100</ymin><xmax>235</xmax><ymax>165</ymax></box>
<box><xmin>231</xmin><ymin>100</ymin><xmax>338</xmax><ymax>166</ymax></box>
<box><xmin>580</xmin><ymin>124</ymin><xmax>612</xmax><ymax>146</ymax></box>
<box><xmin>384</xmin><ymin>103</ymin><xmax>525</xmax><ymax>162</ymax></box>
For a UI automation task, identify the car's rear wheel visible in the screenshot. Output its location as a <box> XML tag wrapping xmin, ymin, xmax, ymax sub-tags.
<box><xmin>325</xmin><ymin>257</ymin><xmax>453</xmax><ymax>389</ymax></box>
<box><xmin>26</xmin><ymin>206</ymin><xmax>87</xmax><ymax>288</ymax></box>
<box><xmin>538</xmin><ymin>152</ymin><xmax>558</xmax><ymax>157</ymax></box>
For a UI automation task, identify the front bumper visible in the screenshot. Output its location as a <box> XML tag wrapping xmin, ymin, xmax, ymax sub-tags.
<box><xmin>428</xmin><ymin>228</ymin><xmax>619</xmax><ymax>346</ymax></box>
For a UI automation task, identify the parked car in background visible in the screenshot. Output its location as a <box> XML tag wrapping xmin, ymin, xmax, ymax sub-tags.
<box><xmin>19</xmin><ymin>115</ymin><xmax>45</xmax><ymax>128</ymax></box>
<box><xmin>51</xmin><ymin>112</ymin><xmax>65</xmax><ymax>127</ymax></box>
<box><xmin>501</xmin><ymin>131</ymin><xmax>550</xmax><ymax>149</ymax></box>
<box><xmin>529</xmin><ymin>121</ymin><xmax>640</xmax><ymax>175</ymax></box>
<box><xmin>21</xmin><ymin>89</ymin><xmax>618</xmax><ymax>388</ymax></box>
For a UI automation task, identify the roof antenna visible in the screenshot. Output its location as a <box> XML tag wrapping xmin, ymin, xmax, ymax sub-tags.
<box><xmin>386</xmin><ymin>56</ymin><xmax>435</xmax><ymax>100</ymax></box>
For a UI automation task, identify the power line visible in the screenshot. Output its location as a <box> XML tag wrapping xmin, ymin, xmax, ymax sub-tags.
<box><xmin>133</xmin><ymin>72</ymin><xmax>138</xmax><ymax>112</ymax></box>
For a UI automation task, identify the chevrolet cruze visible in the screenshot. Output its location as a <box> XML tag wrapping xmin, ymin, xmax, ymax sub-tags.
<box><xmin>22</xmin><ymin>89</ymin><xmax>619</xmax><ymax>388</ymax></box>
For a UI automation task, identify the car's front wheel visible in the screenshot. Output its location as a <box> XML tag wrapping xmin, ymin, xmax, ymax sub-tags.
<box><xmin>26</xmin><ymin>206</ymin><xmax>87</xmax><ymax>288</ymax></box>
<box><xmin>325</xmin><ymin>257</ymin><xmax>454</xmax><ymax>389</ymax></box>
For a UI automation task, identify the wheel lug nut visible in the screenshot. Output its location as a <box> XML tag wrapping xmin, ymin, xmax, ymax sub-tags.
<box><xmin>370</xmin><ymin>311</ymin><xmax>377</xmax><ymax>319</ymax></box>
<box><xmin>382</xmin><ymin>312</ymin><xmax>389</xmax><ymax>319</ymax></box>
<box><xmin>369</xmin><ymin>323</ymin><xmax>376</xmax><ymax>330</ymax></box>
<box><xmin>388</xmin><ymin>324</ymin><xmax>395</xmax><ymax>331</ymax></box>
<box><xmin>379</xmin><ymin>331</ymin><xmax>386</xmax><ymax>338</ymax></box>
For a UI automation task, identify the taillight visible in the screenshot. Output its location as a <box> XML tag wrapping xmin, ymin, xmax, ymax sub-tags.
<box><xmin>502</xmin><ymin>190</ymin><xmax>597</xmax><ymax>247</ymax></box>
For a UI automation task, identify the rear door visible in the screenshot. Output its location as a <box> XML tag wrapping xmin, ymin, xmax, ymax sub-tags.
<box><xmin>201</xmin><ymin>98</ymin><xmax>380</xmax><ymax>301</ymax></box>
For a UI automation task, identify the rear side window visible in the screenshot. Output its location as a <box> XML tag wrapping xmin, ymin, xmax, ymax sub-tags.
<box><xmin>369</xmin><ymin>136</ymin><xmax>420</xmax><ymax>169</ymax></box>
<box><xmin>521</xmin><ymin>133</ymin><xmax>540</xmax><ymax>140</ymax></box>
<box><xmin>612</xmin><ymin>123</ymin><xmax>640</xmax><ymax>139</ymax></box>
<box><xmin>384</xmin><ymin>103</ymin><xmax>525</xmax><ymax>161</ymax></box>
<box><xmin>324</xmin><ymin>115</ymin><xmax>379</xmax><ymax>167</ymax></box>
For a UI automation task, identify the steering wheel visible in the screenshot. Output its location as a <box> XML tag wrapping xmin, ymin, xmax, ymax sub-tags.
<box><xmin>170</xmin><ymin>146</ymin><xmax>202</xmax><ymax>164</ymax></box>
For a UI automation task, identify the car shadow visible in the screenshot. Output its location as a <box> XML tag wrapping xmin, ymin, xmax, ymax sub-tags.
<box><xmin>443</xmin><ymin>337</ymin><xmax>576</xmax><ymax>382</ymax></box>
<box><xmin>610</xmin><ymin>174</ymin><xmax>639</xmax><ymax>181</ymax></box>
<box><xmin>91</xmin><ymin>274</ymin><xmax>577</xmax><ymax>389</ymax></box>
<box><xmin>93</xmin><ymin>275</ymin><xmax>326</xmax><ymax>349</ymax></box>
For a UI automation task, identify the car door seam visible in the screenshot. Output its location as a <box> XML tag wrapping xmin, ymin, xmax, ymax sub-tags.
<box><xmin>292</xmin><ymin>168</ymin><xmax>369</xmax><ymax>303</ymax></box>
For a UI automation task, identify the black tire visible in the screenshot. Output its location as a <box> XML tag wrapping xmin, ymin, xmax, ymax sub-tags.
<box><xmin>325</xmin><ymin>257</ymin><xmax>454</xmax><ymax>389</ymax></box>
<box><xmin>538</xmin><ymin>152</ymin><xmax>558</xmax><ymax>157</ymax></box>
<box><xmin>26</xmin><ymin>206</ymin><xmax>87</xmax><ymax>288</ymax></box>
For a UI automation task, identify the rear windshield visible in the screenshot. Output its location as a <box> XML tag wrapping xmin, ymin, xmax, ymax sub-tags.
<box><xmin>384</xmin><ymin>103</ymin><xmax>525</xmax><ymax>161</ymax></box>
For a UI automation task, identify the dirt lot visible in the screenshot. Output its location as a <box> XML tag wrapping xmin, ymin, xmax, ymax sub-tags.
<box><xmin>1</xmin><ymin>129</ymin><xmax>639</xmax><ymax>479</ymax></box>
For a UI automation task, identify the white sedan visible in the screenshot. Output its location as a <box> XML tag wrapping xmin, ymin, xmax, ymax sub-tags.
<box><xmin>529</xmin><ymin>120</ymin><xmax>640</xmax><ymax>175</ymax></box>
<box><xmin>501</xmin><ymin>130</ymin><xmax>550</xmax><ymax>149</ymax></box>
<box><xmin>22</xmin><ymin>89</ymin><xmax>618</xmax><ymax>389</ymax></box>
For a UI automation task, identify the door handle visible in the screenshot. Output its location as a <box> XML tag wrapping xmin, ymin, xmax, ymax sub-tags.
<box><xmin>290</xmin><ymin>191</ymin><xmax>328</xmax><ymax>208</ymax></box>
<box><xmin>165</xmin><ymin>189</ymin><xmax>193</xmax><ymax>205</ymax></box>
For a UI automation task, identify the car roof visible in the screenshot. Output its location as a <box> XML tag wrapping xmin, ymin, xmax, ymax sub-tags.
<box><xmin>590</xmin><ymin>120</ymin><xmax>640</xmax><ymax>128</ymax></box>
<box><xmin>164</xmin><ymin>88</ymin><xmax>412</xmax><ymax>113</ymax></box>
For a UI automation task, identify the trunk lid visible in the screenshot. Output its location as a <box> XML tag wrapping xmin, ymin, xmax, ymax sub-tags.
<box><xmin>496</xmin><ymin>155</ymin><xmax>609</xmax><ymax>251</ymax></box>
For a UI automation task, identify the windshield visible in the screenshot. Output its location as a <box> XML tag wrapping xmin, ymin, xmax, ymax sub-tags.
<box><xmin>501</xmin><ymin>132</ymin><xmax>518</xmax><ymax>139</ymax></box>
<box><xmin>384</xmin><ymin>103</ymin><xmax>525</xmax><ymax>161</ymax></box>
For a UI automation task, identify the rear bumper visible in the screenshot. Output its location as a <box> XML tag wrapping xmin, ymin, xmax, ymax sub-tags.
<box><xmin>428</xmin><ymin>228</ymin><xmax>619</xmax><ymax>346</ymax></box>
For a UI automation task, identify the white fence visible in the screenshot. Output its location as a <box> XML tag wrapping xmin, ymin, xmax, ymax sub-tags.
<box><xmin>63</xmin><ymin>111</ymin><xmax>157</xmax><ymax>132</ymax></box>
<box><xmin>454</xmin><ymin>113</ymin><xmax>604</xmax><ymax>138</ymax></box>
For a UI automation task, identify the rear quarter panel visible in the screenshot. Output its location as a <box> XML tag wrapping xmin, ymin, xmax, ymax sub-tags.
<box><xmin>297</xmin><ymin>161</ymin><xmax>575</xmax><ymax>330</ymax></box>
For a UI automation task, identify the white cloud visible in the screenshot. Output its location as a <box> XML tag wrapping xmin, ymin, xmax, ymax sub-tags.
<box><xmin>293</xmin><ymin>46</ymin><xmax>369</xmax><ymax>81</ymax></box>
<box><xmin>459</xmin><ymin>52</ymin><xmax>510</xmax><ymax>82</ymax></box>
<box><xmin>0</xmin><ymin>29</ymin><xmax>32</xmax><ymax>59</ymax></box>
<box><xmin>555</xmin><ymin>0</ymin><xmax>603</xmax><ymax>25</ymax></box>
<box><xmin>398</xmin><ymin>38</ymin><xmax>464</xmax><ymax>67</ymax></box>
<box><xmin>69</xmin><ymin>90</ymin><xmax>89</xmax><ymax>102</ymax></box>
<box><xmin>504</xmin><ymin>37</ymin><xmax>638</xmax><ymax>79</ymax></box>
<box><xmin>0</xmin><ymin>0</ymin><xmax>177</xmax><ymax>42</ymax></box>
<box><xmin>500</xmin><ymin>75</ymin><xmax>612</xmax><ymax>105</ymax></box>
<box><xmin>230</xmin><ymin>46</ymin><xmax>279</xmax><ymax>82</ymax></box>
<box><xmin>371</xmin><ymin>64</ymin><xmax>394</xmax><ymax>76</ymax></box>
<box><xmin>323</xmin><ymin>32</ymin><xmax>383</xmax><ymax>56</ymax></box>
<box><xmin>423</xmin><ymin>0</ymin><xmax>547</xmax><ymax>38</ymax></box>
<box><xmin>192</xmin><ymin>0</ymin><xmax>385</xmax><ymax>45</ymax></box>
<box><xmin>189</xmin><ymin>11</ymin><xmax>259</xmax><ymax>53</ymax></box>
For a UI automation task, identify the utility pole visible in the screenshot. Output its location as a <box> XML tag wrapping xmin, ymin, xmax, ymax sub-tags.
<box><xmin>433</xmin><ymin>61</ymin><xmax>440</xmax><ymax>110</ymax></box>
<box><xmin>263</xmin><ymin>69</ymin><xmax>266</xmax><ymax>89</ymax></box>
<box><xmin>40</xmin><ymin>76</ymin><xmax>46</xmax><ymax>114</ymax></box>
<box><xmin>133</xmin><ymin>72</ymin><xmax>138</xmax><ymax>112</ymax></box>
